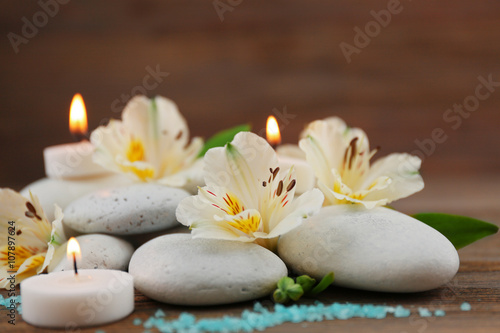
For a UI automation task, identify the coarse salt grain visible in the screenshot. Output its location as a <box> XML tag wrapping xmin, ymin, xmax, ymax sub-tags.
<box><xmin>460</xmin><ymin>302</ymin><xmax>472</xmax><ymax>311</ymax></box>
<box><xmin>134</xmin><ymin>301</ymin><xmax>446</xmax><ymax>333</ymax></box>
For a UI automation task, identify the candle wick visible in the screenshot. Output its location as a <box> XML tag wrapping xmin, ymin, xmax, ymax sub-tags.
<box><xmin>72</xmin><ymin>132</ymin><xmax>89</xmax><ymax>142</ymax></box>
<box><xmin>73</xmin><ymin>252</ymin><xmax>78</xmax><ymax>275</ymax></box>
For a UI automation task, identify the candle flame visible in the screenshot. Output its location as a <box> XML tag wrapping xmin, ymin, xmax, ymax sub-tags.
<box><xmin>266</xmin><ymin>116</ymin><xmax>281</xmax><ymax>146</ymax></box>
<box><xmin>69</xmin><ymin>93</ymin><xmax>88</xmax><ymax>138</ymax></box>
<box><xmin>67</xmin><ymin>237</ymin><xmax>82</xmax><ymax>260</ymax></box>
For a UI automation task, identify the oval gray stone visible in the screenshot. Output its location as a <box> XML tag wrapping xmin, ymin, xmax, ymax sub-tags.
<box><xmin>63</xmin><ymin>184</ymin><xmax>190</xmax><ymax>235</ymax></box>
<box><xmin>129</xmin><ymin>234</ymin><xmax>288</xmax><ymax>305</ymax></box>
<box><xmin>20</xmin><ymin>174</ymin><xmax>133</xmax><ymax>221</ymax></box>
<box><xmin>278</xmin><ymin>205</ymin><xmax>460</xmax><ymax>293</ymax></box>
<box><xmin>48</xmin><ymin>234</ymin><xmax>134</xmax><ymax>272</ymax></box>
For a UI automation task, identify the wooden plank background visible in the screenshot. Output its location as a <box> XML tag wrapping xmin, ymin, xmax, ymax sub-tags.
<box><xmin>0</xmin><ymin>0</ymin><xmax>499</xmax><ymax>189</ymax></box>
<box><xmin>0</xmin><ymin>1</ymin><xmax>499</xmax><ymax>332</ymax></box>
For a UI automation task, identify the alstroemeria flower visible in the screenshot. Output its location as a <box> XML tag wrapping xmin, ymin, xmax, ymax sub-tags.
<box><xmin>299</xmin><ymin>117</ymin><xmax>424</xmax><ymax>209</ymax></box>
<box><xmin>91</xmin><ymin>95</ymin><xmax>204</xmax><ymax>192</ymax></box>
<box><xmin>0</xmin><ymin>189</ymin><xmax>65</xmax><ymax>288</ymax></box>
<box><xmin>176</xmin><ymin>132</ymin><xmax>324</xmax><ymax>251</ymax></box>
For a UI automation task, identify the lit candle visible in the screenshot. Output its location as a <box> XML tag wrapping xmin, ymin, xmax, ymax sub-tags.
<box><xmin>43</xmin><ymin>93</ymin><xmax>109</xmax><ymax>179</ymax></box>
<box><xmin>266</xmin><ymin>116</ymin><xmax>315</xmax><ymax>194</ymax></box>
<box><xmin>266</xmin><ymin>116</ymin><xmax>281</xmax><ymax>149</ymax></box>
<box><xmin>21</xmin><ymin>237</ymin><xmax>134</xmax><ymax>328</ymax></box>
<box><xmin>21</xmin><ymin>94</ymin><xmax>132</xmax><ymax>220</ymax></box>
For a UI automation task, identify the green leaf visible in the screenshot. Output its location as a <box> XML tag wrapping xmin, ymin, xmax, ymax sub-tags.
<box><xmin>287</xmin><ymin>284</ymin><xmax>304</xmax><ymax>301</ymax></box>
<box><xmin>277</xmin><ymin>276</ymin><xmax>295</xmax><ymax>291</ymax></box>
<box><xmin>296</xmin><ymin>275</ymin><xmax>316</xmax><ymax>293</ymax></box>
<box><xmin>274</xmin><ymin>277</ymin><xmax>303</xmax><ymax>303</ymax></box>
<box><xmin>310</xmin><ymin>272</ymin><xmax>335</xmax><ymax>296</ymax></box>
<box><xmin>413</xmin><ymin>213</ymin><xmax>499</xmax><ymax>250</ymax></box>
<box><xmin>273</xmin><ymin>289</ymin><xmax>289</xmax><ymax>304</ymax></box>
<box><xmin>198</xmin><ymin>124</ymin><xmax>251</xmax><ymax>157</ymax></box>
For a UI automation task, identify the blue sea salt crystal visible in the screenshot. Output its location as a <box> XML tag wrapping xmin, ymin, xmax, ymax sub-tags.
<box><xmin>393</xmin><ymin>305</ymin><xmax>411</xmax><ymax>318</ymax></box>
<box><xmin>143</xmin><ymin>317</ymin><xmax>155</xmax><ymax>329</ymax></box>
<box><xmin>362</xmin><ymin>304</ymin><xmax>386</xmax><ymax>319</ymax></box>
<box><xmin>179</xmin><ymin>313</ymin><xmax>196</xmax><ymax>325</ymax></box>
<box><xmin>418</xmin><ymin>308</ymin><xmax>432</xmax><ymax>317</ymax></box>
<box><xmin>0</xmin><ymin>295</ymin><xmax>22</xmax><ymax>312</ymax></box>
<box><xmin>155</xmin><ymin>309</ymin><xmax>166</xmax><ymax>317</ymax></box>
<box><xmin>141</xmin><ymin>301</ymin><xmax>441</xmax><ymax>333</ymax></box>
<box><xmin>133</xmin><ymin>318</ymin><xmax>142</xmax><ymax>326</ymax></box>
<box><xmin>460</xmin><ymin>302</ymin><xmax>472</xmax><ymax>311</ymax></box>
<box><xmin>434</xmin><ymin>309</ymin><xmax>446</xmax><ymax>317</ymax></box>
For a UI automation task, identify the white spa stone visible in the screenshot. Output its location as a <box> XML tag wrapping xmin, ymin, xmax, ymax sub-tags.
<box><xmin>63</xmin><ymin>184</ymin><xmax>190</xmax><ymax>235</ymax></box>
<box><xmin>48</xmin><ymin>234</ymin><xmax>134</xmax><ymax>272</ymax></box>
<box><xmin>20</xmin><ymin>174</ymin><xmax>134</xmax><ymax>221</ymax></box>
<box><xmin>129</xmin><ymin>234</ymin><xmax>288</xmax><ymax>305</ymax></box>
<box><xmin>278</xmin><ymin>205</ymin><xmax>460</xmax><ymax>293</ymax></box>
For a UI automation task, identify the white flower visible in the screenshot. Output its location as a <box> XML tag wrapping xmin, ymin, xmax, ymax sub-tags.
<box><xmin>0</xmin><ymin>189</ymin><xmax>65</xmax><ymax>288</ymax></box>
<box><xmin>90</xmin><ymin>96</ymin><xmax>204</xmax><ymax>191</ymax></box>
<box><xmin>176</xmin><ymin>132</ymin><xmax>324</xmax><ymax>251</ymax></box>
<box><xmin>299</xmin><ymin>117</ymin><xmax>424</xmax><ymax>209</ymax></box>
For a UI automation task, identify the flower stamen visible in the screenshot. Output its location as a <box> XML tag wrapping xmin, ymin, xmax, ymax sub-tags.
<box><xmin>228</xmin><ymin>212</ymin><xmax>261</xmax><ymax>235</ymax></box>
<box><xmin>126</xmin><ymin>138</ymin><xmax>146</xmax><ymax>163</ymax></box>
<box><xmin>276</xmin><ymin>181</ymin><xmax>284</xmax><ymax>196</ymax></box>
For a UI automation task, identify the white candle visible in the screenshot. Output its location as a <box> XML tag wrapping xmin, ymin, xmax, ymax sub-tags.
<box><xmin>21</xmin><ymin>238</ymin><xmax>134</xmax><ymax>328</ymax></box>
<box><xmin>21</xmin><ymin>269</ymin><xmax>134</xmax><ymax>328</ymax></box>
<box><xmin>44</xmin><ymin>140</ymin><xmax>109</xmax><ymax>179</ymax></box>
<box><xmin>21</xmin><ymin>94</ymin><xmax>132</xmax><ymax>220</ymax></box>
<box><xmin>44</xmin><ymin>93</ymin><xmax>108</xmax><ymax>179</ymax></box>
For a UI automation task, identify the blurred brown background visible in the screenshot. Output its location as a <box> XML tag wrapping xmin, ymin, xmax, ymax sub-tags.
<box><xmin>1</xmin><ymin>0</ymin><xmax>499</xmax><ymax>209</ymax></box>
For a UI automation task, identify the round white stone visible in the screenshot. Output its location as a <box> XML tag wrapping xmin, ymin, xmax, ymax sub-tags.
<box><xmin>20</xmin><ymin>174</ymin><xmax>133</xmax><ymax>221</ymax></box>
<box><xmin>48</xmin><ymin>234</ymin><xmax>134</xmax><ymax>272</ymax></box>
<box><xmin>278</xmin><ymin>205</ymin><xmax>460</xmax><ymax>293</ymax></box>
<box><xmin>63</xmin><ymin>184</ymin><xmax>190</xmax><ymax>235</ymax></box>
<box><xmin>129</xmin><ymin>234</ymin><xmax>288</xmax><ymax>305</ymax></box>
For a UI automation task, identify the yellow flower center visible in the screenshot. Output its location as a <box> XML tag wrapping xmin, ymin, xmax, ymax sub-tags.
<box><xmin>228</xmin><ymin>212</ymin><xmax>261</xmax><ymax>234</ymax></box>
<box><xmin>127</xmin><ymin>139</ymin><xmax>146</xmax><ymax>162</ymax></box>
<box><xmin>122</xmin><ymin>138</ymin><xmax>155</xmax><ymax>181</ymax></box>
<box><xmin>222</xmin><ymin>193</ymin><xmax>244</xmax><ymax>215</ymax></box>
<box><xmin>120</xmin><ymin>165</ymin><xmax>155</xmax><ymax>181</ymax></box>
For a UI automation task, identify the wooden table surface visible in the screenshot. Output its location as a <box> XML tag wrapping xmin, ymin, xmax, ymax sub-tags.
<box><xmin>1</xmin><ymin>175</ymin><xmax>499</xmax><ymax>332</ymax></box>
<box><xmin>1</xmin><ymin>0</ymin><xmax>500</xmax><ymax>331</ymax></box>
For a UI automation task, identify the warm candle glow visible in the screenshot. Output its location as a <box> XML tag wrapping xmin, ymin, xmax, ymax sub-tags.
<box><xmin>69</xmin><ymin>93</ymin><xmax>88</xmax><ymax>138</ymax></box>
<box><xmin>67</xmin><ymin>237</ymin><xmax>81</xmax><ymax>261</ymax></box>
<box><xmin>266</xmin><ymin>116</ymin><xmax>281</xmax><ymax>147</ymax></box>
<box><xmin>67</xmin><ymin>237</ymin><xmax>81</xmax><ymax>275</ymax></box>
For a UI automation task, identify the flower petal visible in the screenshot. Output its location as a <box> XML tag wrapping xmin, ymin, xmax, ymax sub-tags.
<box><xmin>91</xmin><ymin>96</ymin><xmax>203</xmax><ymax>183</ymax></box>
<box><xmin>361</xmin><ymin>153</ymin><xmax>424</xmax><ymax>204</ymax></box>
<box><xmin>203</xmin><ymin>132</ymin><xmax>278</xmax><ymax>208</ymax></box>
<box><xmin>40</xmin><ymin>205</ymin><xmax>65</xmax><ymax>273</ymax></box>
<box><xmin>9</xmin><ymin>254</ymin><xmax>46</xmax><ymax>286</ymax></box>
<box><xmin>300</xmin><ymin>117</ymin><xmax>354</xmax><ymax>168</ymax></box>
<box><xmin>267</xmin><ymin>188</ymin><xmax>324</xmax><ymax>238</ymax></box>
<box><xmin>299</xmin><ymin>135</ymin><xmax>334</xmax><ymax>189</ymax></box>
<box><xmin>158</xmin><ymin>158</ymin><xmax>205</xmax><ymax>193</ymax></box>
<box><xmin>176</xmin><ymin>194</ymin><xmax>222</xmax><ymax>227</ymax></box>
<box><xmin>91</xmin><ymin>120</ymin><xmax>133</xmax><ymax>175</ymax></box>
